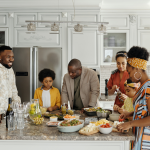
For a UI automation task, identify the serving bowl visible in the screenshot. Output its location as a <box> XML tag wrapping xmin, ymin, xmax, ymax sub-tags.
<box><xmin>96</xmin><ymin>109</ymin><xmax>111</xmax><ymax>118</ymax></box>
<box><xmin>109</xmin><ymin>114</ymin><xmax>120</xmax><ymax>121</ymax></box>
<box><xmin>57</xmin><ymin>120</ymin><xmax>84</xmax><ymax>132</ymax></box>
<box><xmin>99</xmin><ymin>125</ymin><xmax>113</xmax><ymax>134</ymax></box>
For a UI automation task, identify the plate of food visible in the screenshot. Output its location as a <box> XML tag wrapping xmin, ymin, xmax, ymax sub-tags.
<box><xmin>46</xmin><ymin>121</ymin><xmax>60</xmax><ymax>127</ymax></box>
<box><xmin>84</xmin><ymin>107</ymin><xmax>101</xmax><ymax>116</ymax></box>
<box><xmin>57</xmin><ymin>119</ymin><xmax>84</xmax><ymax>132</ymax></box>
<box><xmin>44</xmin><ymin>113</ymin><xmax>64</xmax><ymax>120</ymax></box>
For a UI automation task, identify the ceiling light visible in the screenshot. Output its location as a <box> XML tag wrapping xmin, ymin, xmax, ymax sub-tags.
<box><xmin>27</xmin><ymin>22</ymin><xmax>36</xmax><ymax>31</ymax></box>
<box><xmin>74</xmin><ymin>24</ymin><xmax>83</xmax><ymax>32</ymax></box>
<box><xmin>51</xmin><ymin>23</ymin><xmax>59</xmax><ymax>31</ymax></box>
<box><xmin>97</xmin><ymin>24</ymin><xmax>107</xmax><ymax>34</ymax></box>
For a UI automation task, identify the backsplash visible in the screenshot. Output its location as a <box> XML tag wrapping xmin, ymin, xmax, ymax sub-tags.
<box><xmin>100</xmin><ymin>65</ymin><xmax>150</xmax><ymax>94</ymax></box>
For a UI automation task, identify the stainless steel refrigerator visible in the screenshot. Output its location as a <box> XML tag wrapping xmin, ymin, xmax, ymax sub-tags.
<box><xmin>12</xmin><ymin>47</ymin><xmax>62</xmax><ymax>103</ymax></box>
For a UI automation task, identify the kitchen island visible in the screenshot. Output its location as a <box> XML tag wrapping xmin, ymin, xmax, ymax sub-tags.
<box><xmin>0</xmin><ymin>112</ymin><xmax>134</xmax><ymax>150</ymax></box>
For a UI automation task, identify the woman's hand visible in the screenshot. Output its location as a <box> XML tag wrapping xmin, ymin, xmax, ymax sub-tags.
<box><xmin>112</xmin><ymin>85</ymin><xmax>118</xmax><ymax>93</ymax></box>
<box><xmin>119</xmin><ymin>93</ymin><xmax>127</xmax><ymax>102</ymax></box>
<box><xmin>119</xmin><ymin>111</ymin><xmax>130</xmax><ymax>120</ymax></box>
<box><xmin>47</xmin><ymin>107</ymin><xmax>53</xmax><ymax>112</ymax></box>
<box><xmin>113</xmin><ymin>105</ymin><xmax>120</xmax><ymax>111</ymax></box>
<box><xmin>117</xmin><ymin>122</ymin><xmax>131</xmax><ymax>132</ymax></box>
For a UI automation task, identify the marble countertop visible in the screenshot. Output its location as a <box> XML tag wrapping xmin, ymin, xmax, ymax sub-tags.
<box><xmin>0</xmin><ymin>111</ymin><xmax>134</xmax><ymax>141</ymax></box>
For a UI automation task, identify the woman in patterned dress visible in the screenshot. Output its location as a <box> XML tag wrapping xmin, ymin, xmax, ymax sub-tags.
<box><xmin>117</xmin><ymin>46</ymin><xmax>150</xmax><ymax>150</ymax></box>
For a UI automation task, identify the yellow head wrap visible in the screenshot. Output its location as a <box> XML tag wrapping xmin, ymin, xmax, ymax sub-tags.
<box><xmin>124</xmin><ymin>80</ymin><xmax>140</xmax><ymax>89</ymax></box>
<box><xmin>127</xmin><ymin>58</ymin><xmax>147</xmax><ymax>70</ymax></box>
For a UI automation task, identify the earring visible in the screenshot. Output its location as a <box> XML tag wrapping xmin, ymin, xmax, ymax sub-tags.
<box><xmin>134</xmin><ymin>72</ymin><xmax>142</xmax><ymax>80</ymax></box>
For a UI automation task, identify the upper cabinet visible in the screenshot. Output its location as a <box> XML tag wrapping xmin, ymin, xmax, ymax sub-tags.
<box><xmin>68</xmin><ymin>13</ymin><xmax>99</xmax><ymax>26</ymax></box>
<box><xmin>101</xmin><ymin>30</ymin><xmax>129</xmax><ymax>65</ymax></box>
<box><xmin>138</xmin><ymin>15</ymin><xmax>150</xmax><ymax>29</ymax></box>
<box><xmin>0</xmin><ymin>28</ymin><xmax>8</xmax><ymax>46</ymax></box>
<box><xmin>138</xmin><ymin>30</ymin><xmax>150</xmax><ymax>64</ymax></box>
<box><xmin>68</xmin><ymin>28</ymin><xmax>100</xmax><ymax>67</ymax></box>
<box><xmin>37</xmin><ymin>13</ymin><xmax>61</xmax><ymax>27</ymax></box>
<box><xmin>0</xmin><ymin>13</ymin><xmax>8</xmax><ymax>27</ymax></box>
<box><xmin>14</xmin><ymin>13</ymin><xmax>37</xmax><ymax>27</ymax></box>
<box><xmin>14</xmin><ymin>28</ymin><xmax>61</xmax><ymax>47</ymax></box>
<box><xmin>101</xmin><ymin>15</ymin><xmax>129</xmax><ymax>29</ymax></box>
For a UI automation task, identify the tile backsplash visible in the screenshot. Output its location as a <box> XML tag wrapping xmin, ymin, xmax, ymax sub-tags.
<box><xmin>100</xmin><ymin>65</ymin><xmax>150</xmax><ymax>94</ymax></box>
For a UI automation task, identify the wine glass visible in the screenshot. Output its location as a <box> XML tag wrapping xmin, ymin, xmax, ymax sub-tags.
<box><xmin>11</xmin><ymin>102</ymin><xmax>19</xmax><ymax>117</ymax></box>
<box><xmin>23</xmin><ymin>102</ymin><xmax>30</xmax><ymax>123</ymax></box>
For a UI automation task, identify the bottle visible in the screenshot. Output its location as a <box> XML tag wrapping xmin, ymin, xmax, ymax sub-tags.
<box><xmin>105</xmin><ymin>79</ymin><xmax>108</xmax><ymax>96</ymax></box>
<box><xmin>6</xmin><ymin>98</ymin><xmax>14</xmax><ymax>128</ymax></box>
<box><xmin>61</xmin><ymin>103</ymin><xmax>66</xmax><ymax>115</ymax></box>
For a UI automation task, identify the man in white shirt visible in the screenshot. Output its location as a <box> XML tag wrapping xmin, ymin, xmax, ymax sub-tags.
<box><xmin>0</xmin><ymin>45</ymin><xmax>21</xmax><ymax>122</ymax></box>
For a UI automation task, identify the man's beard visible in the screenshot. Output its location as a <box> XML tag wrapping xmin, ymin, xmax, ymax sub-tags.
<box><xmin>2</xmin><ymin>63</ymin><xmax>12</xmax><ymax>69</ymax></box>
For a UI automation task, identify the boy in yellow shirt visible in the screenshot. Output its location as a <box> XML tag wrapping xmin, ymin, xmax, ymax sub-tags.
<box><xmin>34</xmin><ymin>69</ymin><xmax>61</xmax><ymax>112</ymax></box>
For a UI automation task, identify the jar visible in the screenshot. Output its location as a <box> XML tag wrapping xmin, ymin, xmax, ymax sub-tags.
<box><xmin>29</xmin><ymin>99</ymin><xmax>43</xmax><ymax>124</ymax></box>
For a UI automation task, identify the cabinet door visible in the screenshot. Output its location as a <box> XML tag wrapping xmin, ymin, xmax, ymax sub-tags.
<box><xmin>101</xmin><ymin>15</ymin><xmax>129</xmax><ymax>29</ymax></box>
<box><xmin>99</xmin><ymin>101</ymin><xmax>114</xmax><ymax>110</ymax></box>
<box><xmin>14</xmin><ymin>13</ymin><xmax>37</xmax><ymax>27</ymax></box>
<box><xmin>0</xmin><ymin>13</ymin><xmax>8</xmax><ymax>27</ymax></box>
<box><xmin>68</xmin><ymin>28</ymin><xmax>100</xmax><ymax>67</ymax></box>
<box><xmin>138</xmin><ymin>15</ymin><xmax>150</xmax><ymax>29</ymax></box>
<box><xmin>101</xmin><ymin>30</ymin><xmax>129</xmax><ymax>65</ymax></box>
<box><xmin>37</xmin><ymin>13</ymin><xmax>61</xmax><ymax>27</ymax></box>
<box><xmin>68</xmin><ymin>13</ymin><xmax>98</xmax><ymax>27</ymax></box>
<box><xmin>14</xmin><ymin>28</ymin><xmax>61</xmax><ymax>47</ymax></box>
<box><xmin>0</xmin><ymin>28</ymin><xmax>8</xmax><ymax>46</ymax></box>
<box><xmin>138</xmin><ymin>30</ymin><xmax>150</xmax><ymax>64</ymax></box>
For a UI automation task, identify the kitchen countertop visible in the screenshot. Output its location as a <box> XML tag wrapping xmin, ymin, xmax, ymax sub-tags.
<box><xmin>0</xmin><ymin>111</ymin><xmax>134</xmax><ymax>141</ymax></box>
<box><xmin>100</xmin><ymin>94</ymin><xmax>116</xmax><ymax>101</ymax></box>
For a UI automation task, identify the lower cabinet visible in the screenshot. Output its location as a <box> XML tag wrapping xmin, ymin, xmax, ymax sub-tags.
<box><xmin>99</xmin><ymin>101</ymin><xmax>114</xmax><ymax>110</ymax></box>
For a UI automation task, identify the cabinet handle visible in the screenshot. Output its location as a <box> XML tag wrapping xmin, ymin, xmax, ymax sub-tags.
<box><xmin>45</xmin><ymin>25</ymin><xmax>50</xmax><ymax>27</ymax></box>
<box><xmin>21</xmin><ymin>25</ymin><xmax>27</xmax><ymax>27</ymax></box>
<box><xmin>111</xmin><ymin>105</ymin><xmax>113</xmax><ymax>107</ymax></box>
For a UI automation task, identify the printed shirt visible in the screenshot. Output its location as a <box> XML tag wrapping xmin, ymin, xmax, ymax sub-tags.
<box><xmin>121</xmin><ymin>97</ymin><xmax>134</xmax><ymax>112</ymax></box>
<box><xmin>107</xmin><ymin>70</ymin><xmax>129</xmax><ymax>107</ymax></box>
<box><xmin>0</xmin><ymin>63</ymin><xmax>21</xmax><ymax>111</ymax></box>
<box><xmin>132</xmin><ymin>79</ymin><xmax>150</xmax><ymax>150</ymax></box>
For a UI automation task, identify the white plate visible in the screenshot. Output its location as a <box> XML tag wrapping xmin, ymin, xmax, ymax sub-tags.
<box><xmin>46</xmin><ymin>121</ymin><xmax>60</xmax><ymax>127</ymax></box>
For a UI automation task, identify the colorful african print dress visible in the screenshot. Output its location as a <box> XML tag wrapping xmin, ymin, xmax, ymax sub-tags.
<box><xmin>132</xmin><ymin>79</ymin><xmax>150</xmax><ymax>150</ymax></box>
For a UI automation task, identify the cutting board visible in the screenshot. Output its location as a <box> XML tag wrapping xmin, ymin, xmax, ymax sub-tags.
<box><xmin>79</xmin><ymin>129</ymin><xmax>99</xmax><ymax>136</ymax></box>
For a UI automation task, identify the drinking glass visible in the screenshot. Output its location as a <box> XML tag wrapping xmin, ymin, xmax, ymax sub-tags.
<box><xmin>16</xmin><ymin>104</ymin><xmax>25</xmax><ymax>129</ymax></box>
<box><xmin>23</xmin><ymin>102</ymin><xmax>30</xmax><ymax>123</ymax></box>
<box><xmin>11</xmin><ymin>102</ymin><xmax>19</xmax><ymax>118</ymax></box>
<box><xmin>7</xmin><ymin>115</ymin><xmax>16</xmax><ymax>131</ymax></box>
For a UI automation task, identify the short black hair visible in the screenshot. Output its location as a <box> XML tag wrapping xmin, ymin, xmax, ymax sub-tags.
<box><xmin>0</xmin><ymin>45</ymin><xmax>12</xmax><ymax>53</ymax></box>
<box><xmin>127</xmin><ymin>46</ymin><xmax>149</xmax><ymax>61</ymax></box>
<box><xmin>68</xmin><ymin>59</ymin><xmax>82</xmax><ymax>68</ymax></box>
<box><xmin>38</xmin><ymin>69</ymin><xmax>55</xmax><ymax>82</ymax></box>
<box><xmin>115</xmin><ymin>51</ymin><xmax>127</xmax><ymax>60</ymax></box>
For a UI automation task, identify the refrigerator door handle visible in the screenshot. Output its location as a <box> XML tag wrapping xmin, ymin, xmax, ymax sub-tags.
<box><xmin>33</xmin><ymin>47</ymin><xmax>38</xmax><ymax>93</ymax></box>
<box><xmin>30</xmin><ymin>47</ymin><xmax>33</xmax><ymax>100</ymax></box>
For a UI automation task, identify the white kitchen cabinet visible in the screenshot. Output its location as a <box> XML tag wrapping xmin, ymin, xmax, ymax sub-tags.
<box><xmin>138</xmin><ymin>30</ymin><xmax>150</xmax><ymax>64</ymax></box>
<box><xmin>101</xmin><ymin>30</ymin><xmax>129</xmax><ymax>65</ymax></box>
<box><xmin>138</xmin><ymin>15</ymin><xmax>150</xmax><ymax>29</ymax></box>
<box><xmin>14</xmin><ymin>13</ymin><xmax>37</xmax><ymax>27</ymax></box>
<box><xmin>14</xmin><ymin>28</ymin><xmax>61</xmax><ymax>47</ymax></box>
<box><xmin>99</xmin><ymin>101</ymin><xmax>114</xmax><ymax>110</ymax></box>
<box><xmin>68</xmin><ymin>13</ymin><xmax>99</xmax><ymax>27</ymax></box>
<box><xmin>68</xmin><ymin>28</ymin><xmax>100</xmax><ymax>67</ymax></box>
<box><xmin>0</xmin><ymin>28</ymin><xmax>8</xmax><ymax>46</ymax></box>
<box><xmin>101</xmin><ymin>15</ymin><xmax>129</xmax><ymax>29</ymax></box>
<box><xmin>37</xmin><ymin>13</ymin><xmax>61</xmax><ymax>27</ymax></box>
<box><xmin>0</xmin><ymin>13</ymin><xmax>8</xmax><ymax>27</ymax></box>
